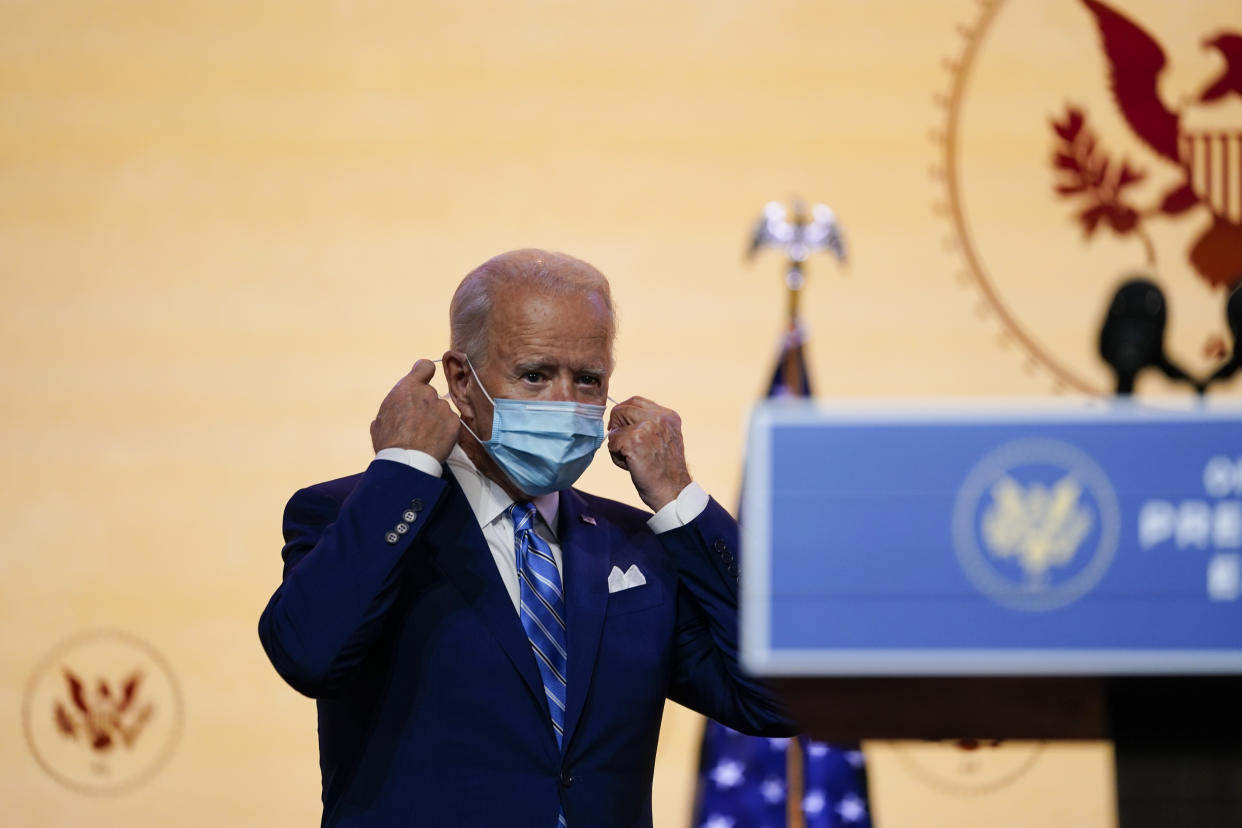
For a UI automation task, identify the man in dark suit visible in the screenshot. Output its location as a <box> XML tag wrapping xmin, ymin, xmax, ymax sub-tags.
<box><xmin>259</xmin><ymin>249</ymin><xmax>793</xmax><ymax>827</ymax></box>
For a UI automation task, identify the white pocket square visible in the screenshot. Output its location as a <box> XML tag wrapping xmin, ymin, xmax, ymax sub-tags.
<box><xmin>607</xmin><ymin>564</ymin><xmax>647</xmax><ymax>593</ymax></box>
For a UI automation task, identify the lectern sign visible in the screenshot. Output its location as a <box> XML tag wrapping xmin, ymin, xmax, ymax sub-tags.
<box><xmin>740</xmin><ymin>401</ymin><xmax>1242</xmax><ymax>676</ymax></box>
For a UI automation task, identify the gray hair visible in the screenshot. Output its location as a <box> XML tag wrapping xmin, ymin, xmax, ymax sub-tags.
<box><xmin>449</xmin><ymin>249</ymin><xmax>617</xmax><ymax>367</ymax></box>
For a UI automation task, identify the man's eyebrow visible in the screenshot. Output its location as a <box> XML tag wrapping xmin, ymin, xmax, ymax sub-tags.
<box><xmin>512</xmin><ymin>360</ymin><xmax>607</xmax><ymax>375</ymax></box>
<box><xmin>513</xmin><ymin>360</ymin><xmax>557</xmax><ymax>374</ymax></box>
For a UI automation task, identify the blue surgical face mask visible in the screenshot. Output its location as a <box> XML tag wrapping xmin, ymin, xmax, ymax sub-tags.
<box><xmin>459</xmin><ymin>357</ymin><xmax>606</xmax><ymax>496</ymax></box>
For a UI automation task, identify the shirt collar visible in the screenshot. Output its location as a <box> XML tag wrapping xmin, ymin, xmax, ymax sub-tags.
<box><xmin>445</xmin><ymin>444</ymin><xmax>560</xmax><ymax>538</ymax></box>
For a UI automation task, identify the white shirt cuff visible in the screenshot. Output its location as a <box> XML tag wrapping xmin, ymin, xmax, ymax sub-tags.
<box><xmin>646</xmin><ymin>482</ymin><xmax>709</xmax><ymax>534</ymax></box>
<box><xmin>375</xmin><ymin>448</ymin><xmax>444</xmax><ymax>478</ymax></box>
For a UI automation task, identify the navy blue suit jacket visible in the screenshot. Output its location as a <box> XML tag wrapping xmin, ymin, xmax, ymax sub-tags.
<box><xmin>259</xmin><ymin>459</ymin><xmax>792</xmax><ymax>827</ymax></box>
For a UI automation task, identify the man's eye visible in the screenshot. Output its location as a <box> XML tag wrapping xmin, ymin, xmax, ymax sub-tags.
<box><xmin>576</xmin><ymin>375</ymin><xmax>600</xmax><ymax>386</ymax></box>
<box><xmin>523</xmin><ymin>372</ymin><xmax>545</xmax><ymax>383</ymax></box>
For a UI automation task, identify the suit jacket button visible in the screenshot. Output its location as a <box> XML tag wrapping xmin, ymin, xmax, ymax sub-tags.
<box><xmin>410</xmin><ymin>498</ymin><xmax>424</xmax><ymax>511</ymax></box>
<box><xmin>712</xmin><ymin>538</ymin><xmax>727</xmax><ymax>553</ymax></box>
<box><xmin>720</xmin><ymin>550</ymin><xmax>734</xmax><ymax>565</ymax></box>
<box><xmin>385</xmin><ymin>531</ymin><xmax>400</xmax><ymax>544</ymax></box>
<box><xmin>559</xmin><ymin>769</ymin><xmax>574</xmax><ymax>788</ymax></box>
<box><xmin>403</xmin><ymin>509</ymin><xmax>418</xmax><ymax>522</ymax></box>
<box><xmin>394</xmin><ymin>522</ymin><xmax>409</xmax><ymax>535</ymax></box>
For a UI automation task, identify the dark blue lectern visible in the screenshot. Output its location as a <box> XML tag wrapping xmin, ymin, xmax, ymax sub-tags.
<box><xmin>740</xmin><ymin>400</ymin><xmax>1242</xmax><ymax>826</ymax></box>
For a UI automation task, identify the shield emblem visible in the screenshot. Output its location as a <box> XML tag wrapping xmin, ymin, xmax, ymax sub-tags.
<box><xmin>1179</xmin><ymin>101</ymin><xmax>1242</xmax><ymax>225</ymax></box>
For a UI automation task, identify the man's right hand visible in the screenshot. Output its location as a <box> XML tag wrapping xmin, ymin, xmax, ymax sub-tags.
<box><xmin>370</xmin><ymin>359</ymin><xmax>460</xmax><ymax>460</ymax></box>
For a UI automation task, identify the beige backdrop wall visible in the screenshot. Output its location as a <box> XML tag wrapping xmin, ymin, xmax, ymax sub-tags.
<box><xmin>3</xmin><ymin>0</ymin><xmax>1238</xmax><ymax>825</ymax></box>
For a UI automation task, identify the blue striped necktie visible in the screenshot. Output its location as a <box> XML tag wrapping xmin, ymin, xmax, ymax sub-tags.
<box><xmin>509</xmin><ymin>501</ymin><xmax>569</xmax><ymax>752</ymax></box>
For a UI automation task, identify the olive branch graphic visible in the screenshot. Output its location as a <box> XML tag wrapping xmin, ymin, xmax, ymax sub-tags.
<box><xmin>1050</xmin><ymin>105</ymin><xmax>1156</xmax><ymax>264</ymax></box>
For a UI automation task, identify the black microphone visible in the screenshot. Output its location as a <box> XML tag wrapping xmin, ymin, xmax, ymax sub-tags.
<box><xmin>1098</xmin><ymin>278</ymin><xmax>1196</xmax><ymax>395</ymax></box>
<box><xmin>1201</xmin><ymin>282</ymin><xmax>1242</xmax><ymax>392</ymax></box>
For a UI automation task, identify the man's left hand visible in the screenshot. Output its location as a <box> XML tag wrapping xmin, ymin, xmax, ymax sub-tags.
<box><xmin>607</xmin><ymin>396</ymin><xmax>693</xmax><ymax>512</ymax></box>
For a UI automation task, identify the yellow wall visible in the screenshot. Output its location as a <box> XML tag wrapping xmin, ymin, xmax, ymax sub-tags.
<box><xmin>3</xmin><ymin>0</ymin><xmax>1238</xmax><ymax>824</ymax></box>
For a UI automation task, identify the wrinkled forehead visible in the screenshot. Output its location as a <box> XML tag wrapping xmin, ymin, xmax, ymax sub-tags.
<box><xmin>487</xmin><ymin>285</ymin><xmax>615</xmax><ymax>365</ymax></box>
<box><xmin>491</xmin><ymin>284</ymin><xmax>613</xmax><ymax>337</ymax></box>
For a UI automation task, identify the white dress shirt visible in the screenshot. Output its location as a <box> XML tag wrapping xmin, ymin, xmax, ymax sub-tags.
<box><xmin>375</xmin><ymin>444</ymin><xmax>708</xmax><ymax>612</ymax></box>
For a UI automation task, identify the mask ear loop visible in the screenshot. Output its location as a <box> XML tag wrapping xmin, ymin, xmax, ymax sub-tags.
<box><xmin>429</xmin><ymin>358</ymin><xmax>490</xmax><ymax>446</ymax></box>
<box><xmin>428</xmin><ymin>359</ymin><xmax>453</xmax><ymax>402</ymax></box>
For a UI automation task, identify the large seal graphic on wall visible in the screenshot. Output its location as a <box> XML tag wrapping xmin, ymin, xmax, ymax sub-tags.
<box><xmin>23</xmin><ymin>629</ymin><xmax>183</xmax><ymax>795</ymax></box>
<box><xmin>893</xmin><ymin>739</ymin><xmax>1045</xmax><ymax>796</ymax></box>
<box><xmin>935</xmin><ymin>0</ymin><xmax>1241</xmax><ymax>393</ymax></box>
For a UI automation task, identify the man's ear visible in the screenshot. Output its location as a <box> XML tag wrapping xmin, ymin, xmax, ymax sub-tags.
<box><xmin>441</xmin><ymin>350</ymin><xmax>475</xmax><ymax>422</ymax></box>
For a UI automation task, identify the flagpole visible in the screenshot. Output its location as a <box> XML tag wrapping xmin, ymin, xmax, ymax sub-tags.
<box><xmin>784</xmin><ymin>260</ymin><xmax>804</xmax><ymax>398</ymax></box>
<box><xmin>688</xmin><ymin>197</ymin><xmax>849</xmax><ymax>828</ymax></box>
<box><xmin>779</xmin><ymin>225</ymin><xmax>812</xmax><ymax>828</ymax></box>
<box><xmin>786</xmin><ymin>737</ymin><xmax>806</xmax><ymax>828</ymax></box>
<box><xmin>751</xmin><ymin>198</ymin><xmax>846</xmax><ymax>827</ymax></box>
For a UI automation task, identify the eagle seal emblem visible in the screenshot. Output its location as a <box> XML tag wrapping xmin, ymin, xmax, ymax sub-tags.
<box><xmin>937</xmin><ymin>0</ymin><xmax>1241</xmax><ymax>393</ymax></box>
<box><xmin>952</xmin><ymin>439</ymin><xmax>1121</xmax><ymax>611</ymax></box>
<box><xmin>1056</xmin><ymin>0</ymin><xmax>1242</xmax><ymax>287</ymax></box>
<box><xmin>23</xmin><ymin>629</ymin><xmax>183</xmax><ymax>794</ymax></box>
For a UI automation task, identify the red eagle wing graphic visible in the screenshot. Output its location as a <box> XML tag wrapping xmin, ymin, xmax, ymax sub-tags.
<box><xmin>120</xmin><ymin>671</ymin><xmax>142</xmax><ymax>712</ymax></box>
<box><xmin>1081</xmin><ymin>0</ymin><xmax>1180</xmax><ymax>162</ymax></box>
<box><xmin>63</xmin><ymin>668</ymin><xmax>89</xmax><ymax>714</ymax></box>
<box><xmin>54</xmin><ymin>702</ymin><xmax>77</xmax><ymax>737</ymax></box>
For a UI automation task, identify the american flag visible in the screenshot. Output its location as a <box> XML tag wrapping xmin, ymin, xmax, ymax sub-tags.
<box><xmin>694</xmin><ymin>728</ymin><xmax>870</xmax><ymax>828</ymax></box>
<box><xmin>691</xmin><ymin>325</ymin><xmax>872</xmax><ymax>828</ymax></box>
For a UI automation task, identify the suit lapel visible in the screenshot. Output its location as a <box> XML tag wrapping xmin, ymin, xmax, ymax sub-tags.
<box><xmin>558</xmin><ymin>488</ymin><xmax>610</xmax><ymax>751</ymax></box>
<box><xmin>424</xmin><ymin>469</ymin><xmax>545</xmax><ymax>709</ymax></box>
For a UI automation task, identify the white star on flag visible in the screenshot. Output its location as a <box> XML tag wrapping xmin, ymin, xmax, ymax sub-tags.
<box><xmin>702</xmin><ymin>814</ymin><xmax>735</xmax><ymax>828</ymax></box>
<box><xmin>760</xmin><ymin>777</ymin><xmax>786</xmax><ymax>803</ymax></box>
<box><xmin>836</xmin><ymin>792</ymin><xmax>868</xmax><ymax>823</ymax></box>
<box><xmin>709</xmin><ymin>758</ymin><xmax>746</xmax><ymax>789</ymax></box>
<box><xmin>803</xmin><ymin>789</ymin><xmax>826</xmax><ymax>815</ymax></box>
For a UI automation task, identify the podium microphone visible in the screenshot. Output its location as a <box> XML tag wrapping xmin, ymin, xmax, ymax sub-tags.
<box><xmin>1201</xmin><ymin>282</ymin><xmax>1242</xmax><ymax>392</ymax></box>
<box><xmin>1098</xmin><ymin>278</ymin><xmax>1196</xmax><ymax>395</ymax></box>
